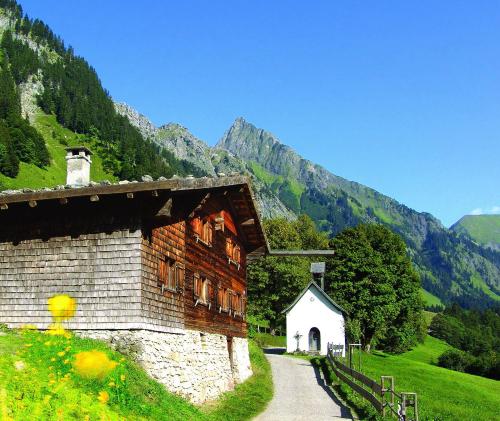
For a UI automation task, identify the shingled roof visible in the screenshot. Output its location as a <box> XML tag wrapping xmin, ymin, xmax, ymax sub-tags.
<box><xmin>0</xmin><ymin>175</ymin><xmax>269</xmax><ymax>256</ymax></box>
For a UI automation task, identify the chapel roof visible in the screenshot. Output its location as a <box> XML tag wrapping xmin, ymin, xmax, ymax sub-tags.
<box><xmin>282</xmin><ymin>280</ymin><xmax>347</xmax><ymax>315</ymax></box>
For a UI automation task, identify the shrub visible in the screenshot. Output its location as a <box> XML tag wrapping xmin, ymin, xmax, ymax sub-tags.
<box><xmin>437</xmin><ymin>349</ymin><xmax>474</xmax><ymax>372</ymax></box>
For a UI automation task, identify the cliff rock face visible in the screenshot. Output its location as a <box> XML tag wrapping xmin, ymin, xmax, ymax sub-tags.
<box><xmin>114</xmin><ymin>102</ymin><xmax>157</xmax><ymax>140</ymax></box>
<box><xmin>114</xmin><ymin>103</ymin><xmax>296</xmax><ymax>220</ymax></box>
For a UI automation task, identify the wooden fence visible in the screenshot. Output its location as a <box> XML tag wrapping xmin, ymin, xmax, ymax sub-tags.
<box><xmin>326</xmin><ymin>344</ymin><xmax>418</xmax><ymax>421</ymax></box>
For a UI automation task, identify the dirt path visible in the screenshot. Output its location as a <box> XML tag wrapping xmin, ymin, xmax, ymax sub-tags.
<box><xmin>254</xmin><ymin>349</ymin><xmax>353</xmax><ymax>421</ymax></box>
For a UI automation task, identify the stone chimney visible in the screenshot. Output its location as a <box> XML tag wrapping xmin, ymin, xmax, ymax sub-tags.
<box><xmin>65</xmin><ymin>146</ymin><xmax>92</xmax><ymax>186</ymax></box>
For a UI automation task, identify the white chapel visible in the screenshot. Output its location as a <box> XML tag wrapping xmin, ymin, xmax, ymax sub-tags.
<box><xmin>284</xmin><ymin>280</ymin><xmax>346</xmax><ymax>356</ymax></box>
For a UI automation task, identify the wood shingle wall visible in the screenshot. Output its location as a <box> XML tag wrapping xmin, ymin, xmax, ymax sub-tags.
<box><xmin>0</xmin><ymin>230</ymin><xmax>143</xmax><ymax>329</ymax></box>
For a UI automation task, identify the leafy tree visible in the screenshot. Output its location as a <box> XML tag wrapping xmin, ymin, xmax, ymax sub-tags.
<box><xmin>325</xmin><ymin>224</ymin><xmax>424</xmax><ymax>352</ymax></box>
<box><xmin>247</xmin><ymin>215</ymin><xmax>329</xmax><ymax>329</ymax></box>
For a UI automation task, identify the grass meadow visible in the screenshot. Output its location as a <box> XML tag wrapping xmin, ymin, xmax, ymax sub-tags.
<box><xmin>0</xmin><ymin>328</ymin><xmax>272</xmax><ymax>421</ymax></box>
<box><xmin>329</xmin><ymin>336</ymin><xmax>500</xmax><ymax>421</ymax></box>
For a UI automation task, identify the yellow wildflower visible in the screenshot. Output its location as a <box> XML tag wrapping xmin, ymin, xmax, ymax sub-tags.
<box><xmin>47</xmin><ymin>294</ymin><xmax>77</xmax><ymax>321</ymax></box>
<box><xmin>50</xmin><ymin>358</ymin><xmax>56</xmax><ymax>362</ymax></box>
<box><xmin>120</xmin><ymin>374</ymin><xmax>126</xmax><ymax>381</ymax></box>
<box><xmin>108</xmin><ymin>381</ymin><xmax>115</xmax><ymax>387</ymax></box>
<box><xmin>44</xmin><ymin>341</ymin><xmax>52</xmax><ymax>346</ymax></box>
<box><xmin>45</xmin><ymin>324</ymin><xmax>67</xmax><ymax>336</ymax></box>
<box><xmin>24</xmin><ymin>343</ymin><xmax>33</xmax><ymax>347</ymax></box>
<box><xmin>63</xmin><ymin>359</ymin><xmax>70</xmax><ymax>365</ymax></box>
<box><xmin>57</xmin><ymin>351</ymin><xmax>65</xmax><ymax>357</ymax></box>
<box><xmin>73</xmin><ymin>350</ymin><xmax>117</xmax><ymax>379</ymax></box>
<box><xmin>97</xmin><ymin>390</ymin><xmax>109</xmax><ymax>404</ymax></box>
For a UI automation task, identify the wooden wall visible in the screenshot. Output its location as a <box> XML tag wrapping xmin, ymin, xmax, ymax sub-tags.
<box><xmin>0</xmin><ymin>196</ymin><xmax>144</xmax><ymax>329</ymax></box>
<box><xmin>184</xmin><ymin>198</ymin><xmax>248</xmax><ymax>338</ymax></box>
<box><xmin>140</xmin><ymin>222</ymin><xmax>186</xmax><ymax>331</ymax></box>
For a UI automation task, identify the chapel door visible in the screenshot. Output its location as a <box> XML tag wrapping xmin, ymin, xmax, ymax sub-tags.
<box><xmin>309</xmin><ymin>327</ymin><xmax>321</xmax><ymax>352</ymax></box>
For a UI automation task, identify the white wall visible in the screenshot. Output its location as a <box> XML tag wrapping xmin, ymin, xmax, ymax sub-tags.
<box><xmin>286</xmin><ymin>285</ymin><xmax>345</xmax><ymax>356</ymax></box>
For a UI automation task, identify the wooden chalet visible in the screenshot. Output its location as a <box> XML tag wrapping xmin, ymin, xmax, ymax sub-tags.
<box><xmin>0</xmin><ymin>175</ymin><xmax>268</xmax><ymax>340</ymax></box>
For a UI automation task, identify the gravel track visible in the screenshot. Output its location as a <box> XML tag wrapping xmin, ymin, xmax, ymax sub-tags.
<box><xmin>254</xmin><ymin>349</ymin><xmax>353</xmax><ymax>421</ymax></box>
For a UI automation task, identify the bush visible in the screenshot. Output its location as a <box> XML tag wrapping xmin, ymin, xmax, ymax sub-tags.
<box><xmin>437</xmin><ymin>349</ymin><xmax>474</xmax><ymax>372</ymax></box>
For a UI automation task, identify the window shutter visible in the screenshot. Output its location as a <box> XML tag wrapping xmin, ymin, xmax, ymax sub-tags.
<box><xmin>158</xmin><ymin>259</ymin><xmax>167</xmax><ymax>286</ymax></box>
<box><xmin>208</xmin><ymin>280</ymin><xmax>214</xmax><ymax>305</ymax></box>
<box><xmin>218</xmin><ymin>288</ymin><xmax>224</xmax><ymax>310</ymax></box>
<box><xmin>193</xmin><ymin>273</ymin><xmax>201</xmax><ymax>298</ymax></box>
<box><xmin>234</xmin><ymin>245</ymin><xmax>241</xmax><ymax>263</ymax></box>
<box><xmin>175</xmin><ymin>263</ymin><xmax>185</xmax><ymax>291</ymax></box>
<box><xmin>207</xmin><ymin>222</ymin><xmax>213</xmax><ymax>245</ymax></box>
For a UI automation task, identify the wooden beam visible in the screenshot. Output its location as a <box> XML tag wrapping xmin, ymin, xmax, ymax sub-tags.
<box><xmin>188</xmin><ymin>193</ymin><xmax>211</xmax><ymax>218</ymax></box>
<box><xmin>89</xmin><ymin>195</ymin><xmax>99</xmax><ymax>202</ymax></box>
<box><xmin>28</xmin><ymin>200</ymin><xmax>37</xmax><ymax>208</ymax></box>
<box><xmin>268</xmin><ymin>250</ymin><xmax>335</xmax><ymax>257</ymax></box>
<box><xmin>155</xmin><ymin>198</ymin><xmax>173</xmax><ymax>218</ymax></box>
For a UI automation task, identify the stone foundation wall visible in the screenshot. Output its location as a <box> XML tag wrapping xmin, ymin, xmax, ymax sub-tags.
<box><xmin>231</xmin><ymin>337</ymin><xmax>252</xmax><ymax>383</ymax></box>
<box><xmin>76</xmin><ymin>329</ymin><xmax>252</xmax><ymax>404</ymax></box>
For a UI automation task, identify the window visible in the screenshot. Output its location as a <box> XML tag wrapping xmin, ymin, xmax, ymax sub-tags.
<box><xmin>194</xmin><ymin>273</ymin><xmax>210</xmax><ymax>306</ymax></box>
<box><xmin>233</xmin><ymin>245</ymin><xmax>241</xmax><ymax>264</ymax></box>
<box><xmin>226</xmin><ymin>237</ymin><xmax>241</xmax><ymax>268</ymax></box>
<box><xmin>202</xmin><ymin>220</ymin><xmax>213</xmax><ymax>245</ymax></box>
<box><xmin>231</xmin><ymin>293</ymin><xmax>240</xmax><ymax>317</ymax></box>
<box><xmin>158</xmin><ymin>258</ymin><xmax>184</xmax><ymax>293</ymax></box>
<box><xmin>217</xmin><ymin>287</ymin><xmax>230</xmax><ymax>313</ymax></box>
<box><xmin>193</xmin><ymin>216</ymin><xmax>213</xmax><ymax>246</ymax></box>
<box><xmin>226</xmin><ymin>237</ymin><xmax>233</xmax><ymax>257</ymax></box>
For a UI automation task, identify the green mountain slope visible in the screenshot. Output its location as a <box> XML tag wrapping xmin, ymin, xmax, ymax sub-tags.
<box><xmin>0</xmin><ymin>113</ymin><xmax>116</xmax><ymax>190</ymax></box>
<box><xmin>349</xmin><ymin>337</ymin><xmax>500</xmax><ymax>420</ymax></box>
<box><xmin>451</xmin><ymin>214</ymin><xmax>500</xmax><ymax>251</ymax></box>
<box><xmin>217</xmin><ymin>118</ymin><xmax>500</xmax><ymax>309</ymax></box>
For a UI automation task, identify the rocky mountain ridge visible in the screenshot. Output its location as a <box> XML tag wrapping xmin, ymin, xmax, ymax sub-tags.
<box><xmin>117</xmin><ymin>102</ymin><xmax>500</xmax><ymax>309</ymax></box>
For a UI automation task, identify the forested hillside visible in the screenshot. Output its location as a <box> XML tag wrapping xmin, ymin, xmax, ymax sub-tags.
<box><xmin>0</xmin><ymin>0</ymin><xmax>202</xmax><ymax>186</ymax></box>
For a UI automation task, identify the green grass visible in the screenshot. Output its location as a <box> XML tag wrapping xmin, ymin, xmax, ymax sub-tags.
<box><xmin>451</xmin><ymin>214</ymin><xmax>500</xmax><ymax>247</ymax></box>
<box><xmin>0</xmin><ymin>330</ymin><xmax>273</xmax><ymax>421</ymax></box>
<box><xmin>0</xmin><ymin>113</ymin><xmax>116</xmax><ymax>191</ymax></box>
<box><xmin>334</xmin><ymin>337</ymin><xmax>500</xmax><ymax>420</ymax></box>
<box><xmin>398</xmin><ymin>335</ymin><xmax>453</xmax><ymax>365</ymax></box>
<box><xmin>470</xmin><ymin>272</ymin><xmax>500</xmax><ymax>301</ymax></box>
<box><xmin>248</xmin><ymin>161</ymin><xmax>305</xmax><ymax>212</ymax></box>
<box><xmin>252</xmin><ymin>333</ymin><xmax>286</xmax><ymax>348</ymax></box>
<box><xmin>420</xmin><ymin>288</ymin><xmax>445</xmax><ymax>308</ymax></box>
<box><xmin>422</xmin><ymin>310</ymin><xmax>437</xmax><ymax>328</ymax></box>
<box><xmin>203</xmin><ymin>341</ymin><xmax>273</xmax><ymax>421</ymax></box>
<box><xmin>0</xmin><ymin>329</ymin><xmax>204</xmax><ymax>420</ymax></box>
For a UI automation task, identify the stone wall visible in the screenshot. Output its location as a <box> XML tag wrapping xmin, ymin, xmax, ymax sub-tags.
<box><xmin>231</xmin><ymin>337</ymin><xmax>252</xmax><ymax>383</ymax></box>
<box><xmin>77</xmin><ymin>328</ymin><xmax>253</xmax><ymax>404</ymax></box>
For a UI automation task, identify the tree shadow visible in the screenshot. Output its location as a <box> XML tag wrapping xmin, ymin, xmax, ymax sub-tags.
<box><xmin>312</xmin><ymin>363</ymin><xmax>354</xmax><ymax>419</ymax></box>
<box><xmin>262</xmin><ymin>347</ymin><xmax>286</xmax><ymax>355</ymax></box>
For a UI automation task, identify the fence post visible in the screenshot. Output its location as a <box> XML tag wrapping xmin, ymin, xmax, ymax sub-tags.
<box><xmin>381</xmin><ymin>376</ymin><xmax>395</xmax><ymax>418</ymax></box>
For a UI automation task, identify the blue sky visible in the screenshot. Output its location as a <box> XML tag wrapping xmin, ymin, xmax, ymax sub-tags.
<box><xmin>19</xmin><ymin>0</ymin><xmax>499</xmax><ymax>227</ymax></box>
